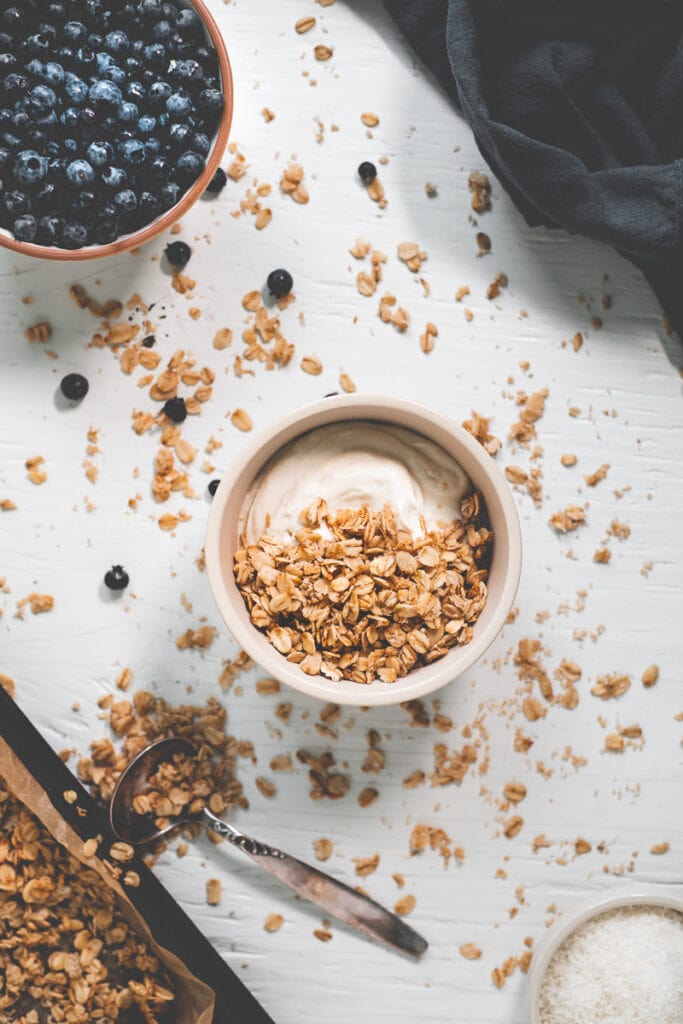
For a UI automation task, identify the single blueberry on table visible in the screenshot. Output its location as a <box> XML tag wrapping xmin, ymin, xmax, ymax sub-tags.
<box><xmin>162</xmin><ymin>396</ymin><xmax>186</xmax><ymax>423</ymax></box>
<box><xmin>358</xmin><ymin>161</ymin><xmax>377</xmax><ymax>183</ymax></box>
<box><xmin>13</xmin><ymin>150</ymin><xmax>48</xmax><ymax>186</ymax></box>
<box><xmin>66</xmin><ymin>159</ymin><xmax>94</xmax><ymax>185</ymax></box>
<box><xmin>60</xmin><ymin>372</ymin><xmax>89</xmax><ymax>402</ymax></box>
<box><xmin>104</xmin><ymin>565</ymin><xmax>129</xmax><ymax>591</ymax></box>
<box><xmin>267</xmin><ymin>269</ymin><xmax>294</xmax><ymax>300</ymax></box>
<box><xmin>208</xmin><ymin>479</ymin><xmax>220</xmax><ymax>497</ymax></box>
<box><xmin>13</xmin><ymin>214</ymin><xmax>38</xmax><ymax>243</ymax></box>
<box><xmin>164</xmin><ymin>239</ymin><xmax>191</xmax><ymax>268</ymax></box>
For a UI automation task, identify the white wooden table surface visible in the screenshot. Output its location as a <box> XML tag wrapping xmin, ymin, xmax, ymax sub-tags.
<box><xmin>1</xmin><ymin>3</ymin><xmax>682</xmax><ymax>1022</ymax></box>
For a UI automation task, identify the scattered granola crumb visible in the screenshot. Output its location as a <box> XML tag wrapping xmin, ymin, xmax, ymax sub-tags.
<box><xmin>264</xmin><ymin>913</ymin><xmax>284</xmax><ymax>932</ymax></box>
<box><xmin>468</xmin><ymin>171</ymin><xmax>491</xmax><ymax>213</ymax></box>
<box><xmin>25</xmin><ymin>455</ymin><xmax>47</xmax><ymax>485</ymax></box>
<box><xmin>394</xmin><ymin>894</ymin><xmax>416</xmax><ymax>917</ymax></box>
<box><xmin>462</xmin><ymin>411</ymin><xmax>502</xmax><ymax>457</ymax></box>
<box><xmin>25</xmin><ymin>321</ymin><xmax>52</xmax><ymax>343</ymax></box>
<box><xmin>353</xmin><ymin>853</ymin><xmax>379</xmax><ymax>877</ymax></box>
<box><xmin>231</xmin><ymin>408</ymin><xmax>253</xmax><ymax>432</ymax></box>
<box><xmin>460</xmin><ymin>943</ymin><xmax>482</xmax><ymax>960</ymax></box>
<box><xmin>650</xmin><ymin>842</ymin><xmax>670</xmax><ymax>855</ymax></box>
<box><xmin>295</xmin><ymin>15</ymin><xmax>316</xmax><ymax>33</ymax></box>
<box><xmin>641</xmin><ymin>665</ymin><xmax>659</xmax><ymax>688</ymax></box>
<box><xmin>560</xmin><ymin>454</ymin><xmax>577</xmax><ymax>467</ymax></box>
<box><xmin>313</xmin><ymin>838</ymin><xmax>333</xmax><ymax>861</ymax></box>
<box><xmin>313</xmin><ymin>928</ymin><xmax>333</xmax><ymax>942</ymax></box>
<box><xmin>206</xmin><ymin>878</ymin><xmax>222</xmax><ymax>906</ymax></box>
<box><xmin>361</xmin><ymin>112</ymin><xmax>379</xmax><ymax>128</ymax></box>
<box><xmin>585</xmin><ymin>464</ymin><xmax>610</xmax><ymax>487</ymax></box>
<box><xmin>549</xmin><ymin>505</ymin><xmax>586</xmax><ymax>533</ymax></box>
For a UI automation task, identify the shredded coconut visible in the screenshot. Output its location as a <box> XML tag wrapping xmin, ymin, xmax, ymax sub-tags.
<box><xmin>539</xmin><ymin>905</ymin><xmax>683</xmax><ymax>1024</ymax></box>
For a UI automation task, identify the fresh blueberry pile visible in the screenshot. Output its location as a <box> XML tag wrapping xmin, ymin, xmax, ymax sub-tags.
<box><xmin>0</xmin><ymin>0</ymin><xmax>223</xmax><ymax>250</ymax></box>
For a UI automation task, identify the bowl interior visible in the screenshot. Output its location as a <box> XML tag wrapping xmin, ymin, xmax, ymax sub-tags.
<box><xmin>206</xmin><ymin>397</ymin><xmax>522</xmax><ymax>706</ymax></box>
<box><xmin>0</xmin><ymin>0</ymin><xmax>233</xmax><ymax>261</ymax></box>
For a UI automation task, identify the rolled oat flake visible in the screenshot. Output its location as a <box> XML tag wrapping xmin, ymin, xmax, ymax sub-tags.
<box><xmin>539</xmin><ymin>905</ymin><xmax>683</xmax><ymax>1024</ymax></box>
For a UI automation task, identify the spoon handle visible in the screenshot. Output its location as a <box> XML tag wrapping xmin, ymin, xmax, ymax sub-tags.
<box><xmin>201</xmin><ymin>810</ymin><xmax>428</xmax><ymax>959</ymax></box>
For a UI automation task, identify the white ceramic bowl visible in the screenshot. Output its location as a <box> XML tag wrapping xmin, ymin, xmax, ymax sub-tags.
<box><xmin>206</xmin><ymin>395</ymin><xmax>522</xmax><ymax>706</ymax></box>
<box><xmin>527</xmin><ymin>886</ymin><xmax>683</xmax><ymax>1024</ymax></box>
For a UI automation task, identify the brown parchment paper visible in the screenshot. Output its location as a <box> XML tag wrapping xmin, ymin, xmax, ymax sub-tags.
<box><xmin>0</xmin><ymin>734</ymin><xmax>215</xmax><ymax>1024</ymax></box>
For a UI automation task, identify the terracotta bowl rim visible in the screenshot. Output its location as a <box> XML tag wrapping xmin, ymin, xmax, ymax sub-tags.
<box><xmin>205</xmin><ymin>394</ymin><xmax>523</xmax><ymax>707</ymax></box>
<box><xmin>0</xmin><ymin>0</ymin><xmax>233</xmax><ymax>262</ymax></box>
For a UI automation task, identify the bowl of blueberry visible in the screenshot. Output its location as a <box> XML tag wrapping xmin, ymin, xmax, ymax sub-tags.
<box><xmin>0</xmin><ymin>0</ymin><xmax>233</xmax><ymax>259</ymax></box>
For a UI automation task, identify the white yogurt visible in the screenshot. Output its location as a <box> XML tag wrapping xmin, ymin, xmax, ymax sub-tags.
<box><xmin>242</xmin><ymin>420</ymin><xmax>472</xmax><ymax>544</ymax></box>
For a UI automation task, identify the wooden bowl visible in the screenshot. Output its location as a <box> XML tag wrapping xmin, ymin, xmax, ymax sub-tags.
<box><xmin>0</xmin><ymin>0</ymin><xmax>233</xmax><ymax>262</ymax></box>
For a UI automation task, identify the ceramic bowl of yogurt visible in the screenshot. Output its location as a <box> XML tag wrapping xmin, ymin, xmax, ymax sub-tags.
<box><xmin>205</xmin><ymin>395</ymin><xmax>522</xmax><ymax>706</ymax></box>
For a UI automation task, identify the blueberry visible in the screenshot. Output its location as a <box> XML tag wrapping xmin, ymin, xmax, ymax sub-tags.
<box><xmin>101</xmin><ymin>165</ymin><xmax>126</xmax><ymax>188</ymax></box>
<box><xmin>13</xmin><ymin>150</ymin><xmax>48</xmax><ymax>186</ymax></box>
<box><xmin>78</xmin><ymin>107</ymin><xmax>98</xmax><ymax>131</ymax></box>
<box><xmin>192</xmin><ymin>132</ymin><xmax>211</xmax><ymax>157</ymax></box>
<box><xmin>267</xmin><ymin>269</ymin><xmax>293</xmax><ymax>299</ymax></box>
<box><xmin>26</xmin><ymin>129</ymin><xmax>48</xmax><ymax>150</ymax></box>
<box><xmin>104</xmin><ymin>29</ymin><xmax>129</xmax><ymax>55</ymax></box>
<box><xmin>176</xmin><ymin>9</ymin><xmax>201</xmax><ymax>35</ymax></box>
<box><xmin>166</xmin><ymin>90</ymin><xmax>192</xmax><ymax>120</ymax></box>
<box><xmin>139</xmin><ymin>0</ymin><xmax>162</xmax><ymax>18</ymax></box>
<box><xmin>89</xmin><ymin>80</ymin><xmax>122</xmax><ymax>107</ymax></box>
<box><xmin>41</xmin><ymin>62</ymin><xmax>65</xmax><ymax>87</ymax></box>
<box><xmin>36</xmin><ymin>214</ymin><xmax>63</xmax><ymax>244</ymax></box>
<box><xmin>164</xmin><ymin>239</ymin><xmax>191</xmax><ymax>268</ymax></box>
<box><xmin>104</xmin><ymin>565</ymin><xmax>129</xmax><ymax>591</ymax></box>
<box><xmin>117</xmin><ymin>101</ymin><xmax>139</xmax><ymax>122</ymax></box>
<box><xmin>26</xmin><ymin>33</ymin><xmax>52</xmax><ymax>57</ymax></box>
<box><xmin>148</xmin><ymin>80</ymin><xmax>171</xmax><ymax>105</ymax></box>
<box><xmin>159</xmin><ymin>180</ymin><xmax>181</xmax><ymax>209</ymax></box>
<box><xmin>119</xmin><ymin>138</ymin><xmax>146</xmax><ymax>165</ymax></box>
<box><xmin>13</xmin><ymin>214</ymin><xmax>38</xmax><ymax>242</ymax></box>
<box><xmin>88</xmin><ymin>34</ymin><xmax>104</xmax><ymax>50</ymax></box>
<box><xmin>167</xmin><ymin>122</ymin><xmax>192</xmax><ymax>149</ymax></box>
<box><xmin>64</xmin><ymin>75</ymin><xmax>88</xmax><ymax>105</ymax></box>
<box><xmin>137</xmin><ymin>113</ymin><xmax>156</xmax><ymax>134</ymax></box>
<box><xmin>152</xmin><ymin>20</ymin><xmax>173</xmax><ymax>42</ymax></box>
<box><xmin>208</xmin><ymin>479</ymin><xmax>220</xmax><ymax>497</ymax></box>
<box><xmin>62</xmin><ymin>221</ymin><xmax>89</xmax><ymax>248</ymax></box>
<box><xmin>102</xmin><ymin>65</ymin><xmax>126</xmax><ymax>86</ymax></box>
<box><xmin>29</xmin><ymin>84</ymin><xmax>57</xmax><ymax>113</ymax></box>
<box><xmin>1</xmin><ymin>9</ymin><xmax>23</xmax><ymax>32</ymax></box>
<box><xmin>0</xmin><ymin>110</ymin><xmax>10</xmax><ymax>127</ymax></box>
<box><xmin>63</xmin><ymin>22</ymin><xmax>88</xmax><ymax>45</ymax></box>
<box><xmin>66</xmin><ymin>159</ymin><xmax>94</xmax><ymax>186</ymax></box>
<box><xmin>162</xmin><ymin>396</ymin><xmax>186</xmax><ymax>423</ymax></box>
<box><xmin>25</xmin><ymin>59</ymin><xmax>42</xmax><ymax>77</ymax></box>
<box><xmin>74</xmin><ymin>188</ymin><xmax>98</xmax><ymax>214</ymax></box>
<box><xmin>358</xmin><ymin>161</ymin><xmax>377</xmax><ymax>183</ymax></box>
<box><xmin>87</xmin><ymin>140</ymin><xmax>112</xmax><ymax>167</ymax></box>
<box><xmin>176</xmin><ymin>150</ymin><xmax>203</xmax><ymax>181</ymax></box>
<box><xmin>148</xmin><ymin>155</ymin><xmax>170</xmax><ymax>180</ymax></box>
<box><xmin>93</xmin><ymin>217</ymin><xmax>118</xmax><ymax>244</ymax></box>
<box><xmin>63</xmin><ymin>138</ymin><xmax>78</xmax><ymax>154</ymax></box>
<box><xmin>113</xmin><ymin>188</ymin><xmax>136</xmax><ymax>212</ymax></box>
<box><xmin>60</xmin><ymin>372</ymin><xmax>89</xmax><ymax>401</ymax></box>
<box><xmin>1</xmin><ymin>131</ymin><xmax>23</xmax><ymax>151</ymax></box>
<box><xmin>96</xmin><ymin>51</ymin><xmax>115</xmax><ymax>72</ymax></box>
<box><xmin>126</xmin><ymin>80</ymin><xmax>146</xmax><ymax>102</ymax></box>
<box><xmin>142</xmin><ymin>334</ymin><xmax>156</xmax><ymax>347</ymax></box>
<box><xmin>143</xmin><ymin>43</ymin><xmax>166</xmax><ymax>68</ymax></box>
<box><xmin>199</xmin><ymin>88</ymin><xmax>222</xmax><ymax>113</ymax></box>
<box><xmin>60</xmin><ymin>107</ymin><xmax>80</xmax><ymax>129</ymax></box>
<box><xmin>125</xmin><ymin>56</ymin><xmax>142</xmax><ymax>75</ymax></box>
<box><xmin>205</xmin><ymin>167</ymin><xmax>226</xmax><ymax>195</ymax></box>
<box><xmin>144</xmin><ymin>137</ymin><xmax>161</xmax><ymax>155</ymax></box>
<box><xmin>48</xmin><ymin>3</ymin><xmax>67</xmax><ymax>21</ymax></box>
<box><xmin>4</xmin><ymin>73</ymin><xmax>29</xmax><ymax>97</ymax></box>
<box><xmin>4</xmin><ymin>190</ymin><xmax>30</xmax><ymax>216</ymax></box>
<box><xmin>138</xmin><ymin>191</ymin><xmax>160</xmax><ymax>220</ymax></box>
<box><xmin>11</xmin><ymin>111</ymin><xmax>30</xmax><ymax>131</ymax></box>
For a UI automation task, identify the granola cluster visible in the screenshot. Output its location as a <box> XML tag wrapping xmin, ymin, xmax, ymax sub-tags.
<box><xmin>78</xmin><ymin>692</ymin><xmax>244</xmax><ymax>843</ymax></box>
<box><xmin>0</xmin><ymin>777</ymin><xmax>174</xmax><ymax>1023</ymax></box>
<box><xmin>233</xmin><ymin>497</ymin><xmax>492</xmax><ymax>684</ymax></box>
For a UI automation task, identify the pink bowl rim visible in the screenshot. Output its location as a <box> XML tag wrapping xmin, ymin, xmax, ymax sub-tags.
<box><xmin>205</xmin><ymin>395</ymin><xmax>523</xmax><ymax>707</ymax></box>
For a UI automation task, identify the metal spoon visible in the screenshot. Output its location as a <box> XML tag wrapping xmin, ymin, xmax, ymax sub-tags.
<box><xmin>109</xmin><ymin>737</ymin><xmax>428</xmax><ymax>959</ymax></box>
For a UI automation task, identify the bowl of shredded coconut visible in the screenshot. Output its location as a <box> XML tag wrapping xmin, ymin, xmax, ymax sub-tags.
<box><xmin>528</xmin><ymin>887</ymin><xmax>683</xmax><ymax>1024</ymax></box>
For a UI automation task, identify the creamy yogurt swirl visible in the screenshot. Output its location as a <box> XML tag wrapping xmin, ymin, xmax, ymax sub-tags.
<box><xmin>242</xmin><ymin>421</ymin><xmax>472</xmax><ymax>545</ymax></box>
